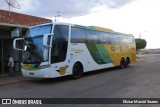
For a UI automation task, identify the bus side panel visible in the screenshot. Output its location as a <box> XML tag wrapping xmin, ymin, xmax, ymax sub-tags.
<box><xmin>104</xmin><ymin>44</ymin><xmax>136</xmax><ymax>66</ymax></box>
<box><xmin>128</xmin><ymin>44</ymin><xmax>136</xmax><ymax>63</ymax></box>
<box><xmin>69</xmin><ymin>43</ymin><xmax>114</xmax><ymax>73</ymax></box>
<box><xmin>49</xmin><ymin>43</ymin><xmax>135</xmax><ymax>78</ymax></box>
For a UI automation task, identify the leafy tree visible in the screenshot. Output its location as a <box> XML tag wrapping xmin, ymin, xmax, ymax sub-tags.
<box><xmin>135</xmin><ymin>38</ymin><xmax>147</xmax><ymax>50</ymax></box>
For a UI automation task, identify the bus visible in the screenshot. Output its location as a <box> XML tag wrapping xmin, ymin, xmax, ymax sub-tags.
<box><xmin>13</xmin><ymin>22</ymin><xmax>136</xmax><ymax>79</ymax></box>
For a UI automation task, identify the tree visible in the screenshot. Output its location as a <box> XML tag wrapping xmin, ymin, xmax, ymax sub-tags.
<box><xmin>135</xmin><ymin>38</ymin><xmax>147</xmax><ymax>50</ymax></box>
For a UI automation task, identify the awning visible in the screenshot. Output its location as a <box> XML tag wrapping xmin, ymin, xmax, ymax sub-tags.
<box><xmin>0</xmin><ymin>22</ymin><xmax>29</xmax><ymax>31</ymax></box>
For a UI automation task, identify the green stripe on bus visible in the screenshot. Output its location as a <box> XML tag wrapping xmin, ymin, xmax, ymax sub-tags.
<box><xmin>86</xmin><ymin>44</ymin><xmax>111</xmax><ymax>64</ymax></box>
<box><xmin>95</xmin><ymin>44</ymin><xmax>112</xmax><ymax>64</ymax></box>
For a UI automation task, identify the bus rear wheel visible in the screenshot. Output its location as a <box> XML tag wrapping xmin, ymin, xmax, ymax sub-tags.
<box><xmin>72</xmin><ymin>63</ymin><xmax>83</xmax><ymax>79</ymax></box>
<box><xmin>120</xmin><ymin>58</ymin><xmax>125</xmax><ymax>69</ymax></box>
<box><xmin>125</xmin><ymin>57</ymin><xmax>130</xmax><ymax>68</ymax></box>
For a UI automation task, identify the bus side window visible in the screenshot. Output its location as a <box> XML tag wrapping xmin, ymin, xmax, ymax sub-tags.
<box><xmin>71</xmin><ymin>27</ymin><xmax>86</xmax><ymax>43</ymax></box>
<box><xmin>132</xmin><ymin>37</ymin><xmax>135</xmax><ymax>43</ymax></box>
<box><xmin>99</xmin><ymin>32</ymin><xmax>111</xmax><ymax>44</ymax></box>
<box><xmin>110</xmin><ymin>34</ymin><xmax>116</xmax><ymax>44</ymax></box>
<box><xmin>130</xmin><ymin>37</ymin><xmax>135</xmax><ymax>44</ymax></box>
<box><xmin>87</xmin><ymin>29</ymin><xmax>99</xmax><ymax>43</ymax></box>
<box><xmin>123</xmin><ymin>36</ymin><xmax>128</xmax><ymax>44</ymax></box>
<box><xmin>125</xmin><ymin>37</ymin><xmax>130</xmax><ymax>44</ymax></box>
<box><xmin>99</xmin><ymin>31</ymin><xmax>106</xmax><ymax>44</ymax></box>
<box><xmin>119</xmin><ymin>35</ymin><xmax>123</xmax><ymax>44</ymax></box>
<box><xmin>105</xmin><ymin>33</ymin><xmax>111</xmax><ymax>44</ymax></box>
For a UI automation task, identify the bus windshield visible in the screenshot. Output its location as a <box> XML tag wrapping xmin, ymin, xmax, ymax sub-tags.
<box><xmin>22</xmin><ymin>36</ymin><xmax>49</xmax><ymax>63</ymax></box>
<box><xmin>22</xmin><ymin>24</ymin><xmax>52</xmax><ymax>64</ymax></box>
<box><xmin>28</xmin><ymin>24</ymin><xmax>52</xmax><ymax>37</ymax></box>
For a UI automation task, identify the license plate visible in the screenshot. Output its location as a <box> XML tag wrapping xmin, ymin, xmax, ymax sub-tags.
<box><xmin>29</xmin><ymin>72</ymin><xmax>34</xmax><ymax>75</ymax></box>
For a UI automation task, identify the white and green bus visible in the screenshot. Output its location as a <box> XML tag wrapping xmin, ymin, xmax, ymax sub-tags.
<box><xmin>13</xmin><ymin>22</ymin><xmax>136</xmax><ymax>79</ymax></box>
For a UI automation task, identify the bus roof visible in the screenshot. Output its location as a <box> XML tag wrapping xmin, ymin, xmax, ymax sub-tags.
<box><xmin>89</xmin><ymin>26</ymin><xmax>113</xmax><ymax>32</ymax></box>
<box><xmin>29</xmin><ymin>22</ymin><xmax>134</xmax><ymax>37</ymax></box>
<box><xmin>89</xmin><ymin>26</ymin><xmax>133</xmax><ymax>37</ymax></box>
<box><xmin>72</xmin><ymin>24</ymin><xmax>133</xmax><ymax>37</ymax></box>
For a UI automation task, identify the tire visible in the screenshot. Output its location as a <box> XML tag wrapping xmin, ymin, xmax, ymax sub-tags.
<box><xmin>125</xmin><ymin>58</ymin><xmax>130</xmax><ymax>68</ymax></box>
<box><xmin>120</xmin><ymin>58</ymin><xmax>125</xmax><ymax>69</ymax></box>
<box><xmin>72</xmin><ymin>63</ymin><xmax>83</xmax><ymax>79</ymax></box>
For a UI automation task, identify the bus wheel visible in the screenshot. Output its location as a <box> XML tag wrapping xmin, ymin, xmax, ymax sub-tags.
<box><xmin>120</xmin><ymin>58</ymin><xmax>125</xmax><ymax>69</ymax></box>
<box><xmin>125</xmin><ymin>57</ymin><xmax>130</xmax><ymax>68</ymax></box>
<box><xmin>72</xmin><ymin>63</ymin><xmax>83</xmax><ymax>79</ymax></box>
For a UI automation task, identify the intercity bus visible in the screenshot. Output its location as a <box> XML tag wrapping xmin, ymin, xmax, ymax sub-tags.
<box><xmin>13</xmin><ymin>22</ymin><xmax>136</xmax><ymax>79</ymax></box>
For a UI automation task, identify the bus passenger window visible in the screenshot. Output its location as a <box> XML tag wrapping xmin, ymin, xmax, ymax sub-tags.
<box><xmin>110</xmin><ymin>35</ymin><xmax>116</xmax><ymax>44</ymax></box>
<box><xmin>130</xmin><ymin>37</ymin><xmax>135</xmax><ymax>44</ymax></box>
<box><xmin>99</xmin><ymin>32</ymin><xmax>111</xmax><ymax>44</ymax></box>
<box><xmin>119</xmin><ymin>36</ymin><xmax>123</xmax><ymax>44</ymax></box>
<box><xmin>86</xmin><ymin>30</ymin><xmax>99</xmax><ymax>43</ymax></box>
<box><xmin>71</xmin><ymin>27</ymin><xmax>86</xmax><ymax>43</ymax></box>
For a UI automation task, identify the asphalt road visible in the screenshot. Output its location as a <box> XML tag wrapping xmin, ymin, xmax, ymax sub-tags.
<box><xmin>0</xmin><ymin>55</ymin><xmax>160</xmax><ymax>107</ymax></box>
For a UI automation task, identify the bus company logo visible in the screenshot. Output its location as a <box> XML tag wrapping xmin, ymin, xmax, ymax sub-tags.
<box><xmin>111</xmin><ymin>46</ymin><xmax>121</xmax><ymax>51</ymax></box>
<box><xmin>56</xmin><ymin>65</ymin><xmax>69</xmax><ymax>75</ymax></box>
<box><xmin>2</xmin><ymin>99</ymin><xmax>11</xmax><ymax>104</ymax></box>
<box><xmin>111</xmin><ymin>46</ymin><xmax>128</xmax><ymax>51</ymax></box>
<box><xmin>111</xmin><ymin>46</ymin><xmax>116</xmax><ymax>51</ymax></box>
<box><xmin>71</xmin><ymin>49</ymin><xmax>84</xmax><ymax>53</ymax></box>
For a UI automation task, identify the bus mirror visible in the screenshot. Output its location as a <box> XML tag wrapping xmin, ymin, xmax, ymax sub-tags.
<box><xmin>13</xmin><ymin>38</ymin><xmax>26</xmax><ymax>51</ymax></box>
<box><xmin>43</xmin><ymin>34</ymin><xmax>49</xmax><ymax>46</ymax></box>
<box><xmin>43</xmin><ymin>34</ymin><xmax>53</xmax><ymax>47</ymax></box>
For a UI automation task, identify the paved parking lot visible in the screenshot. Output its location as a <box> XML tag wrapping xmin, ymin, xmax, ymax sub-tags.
<box><xmin>0</xmin><ymin>55</ymin><xmax>160</xmax><ymax>106</ymax></box>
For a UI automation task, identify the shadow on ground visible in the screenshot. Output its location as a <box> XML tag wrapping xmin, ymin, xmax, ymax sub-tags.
<box><xmin>29</xmin><ymin>66</ymin><xmax>125</xmax><ymax>85</ymax></box>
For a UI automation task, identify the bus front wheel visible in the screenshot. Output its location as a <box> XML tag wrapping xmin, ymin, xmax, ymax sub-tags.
<box><xmin>72</xmin><ymin>63</ymin><xmax>83</xmax><ymax>79</ymax></box>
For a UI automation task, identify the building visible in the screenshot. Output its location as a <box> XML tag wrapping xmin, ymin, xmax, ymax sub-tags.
<box><xmin>0</xmin><ymin>9</ymin><xmax>52</xmax><ymax>74</ymax></box>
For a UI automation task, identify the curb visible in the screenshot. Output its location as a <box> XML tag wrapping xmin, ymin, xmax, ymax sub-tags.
<box><xmin>0</xmin><ymin>78</ymin><xmax>36</xmax><ymax>87</ymax></box>
<box><xmin>0</xmin><ymin>73</ymin><xmax>21</xmax><ymax>77</ymax></box>
<box><xmin>0</xmin><ymin>74</ymin><xmax>38</xmax><ymax>87</ymax></box>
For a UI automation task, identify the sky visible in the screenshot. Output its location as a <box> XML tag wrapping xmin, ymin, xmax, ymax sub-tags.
<box><xmin>0</xmin><ymin>0</ymin><xmax>160</xmax><ymax>49</ymax></box>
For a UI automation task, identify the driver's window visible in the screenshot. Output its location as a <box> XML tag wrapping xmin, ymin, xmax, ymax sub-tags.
<box><xmin>51</xmin><ymin>25</ymin><xmax>69</xmax><ymax>63</ymax></box>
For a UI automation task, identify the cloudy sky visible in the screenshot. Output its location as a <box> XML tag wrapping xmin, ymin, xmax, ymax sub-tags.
<box><xmin>1</xmin><ymin>0</ymin><xmax>160</xmax><ymax>49</ymax></box>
